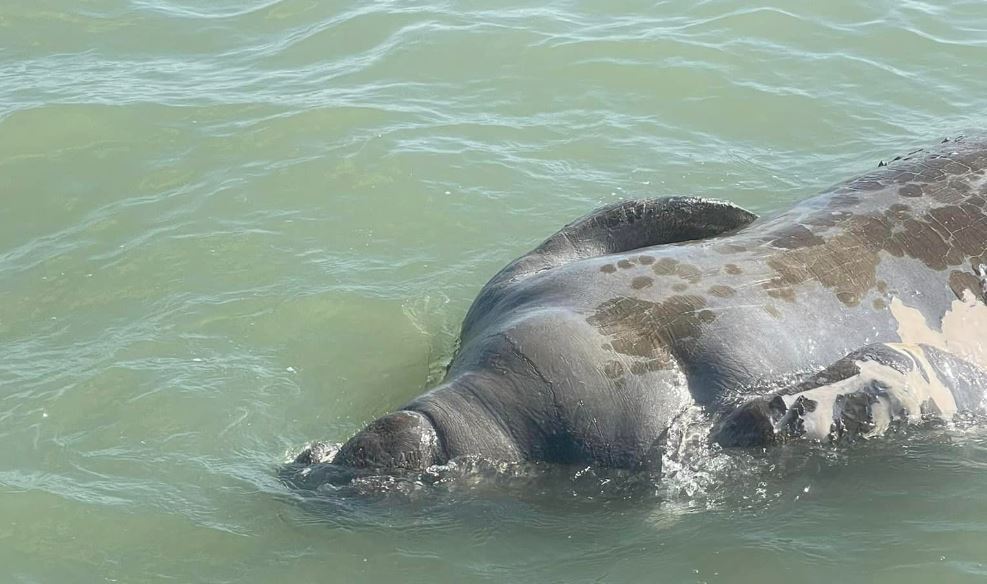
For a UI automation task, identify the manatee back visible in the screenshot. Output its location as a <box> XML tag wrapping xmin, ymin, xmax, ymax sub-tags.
<box><xmin>461</xmin><ymin>197</ymin><xmax>757</xmax><ymax>341</ymax></box>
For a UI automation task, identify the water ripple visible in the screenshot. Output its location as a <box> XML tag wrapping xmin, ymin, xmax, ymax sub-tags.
<box><xmin>3</xmin><ymin>1</ymin><xmax>987</xmax><ymax>582</ymax></box>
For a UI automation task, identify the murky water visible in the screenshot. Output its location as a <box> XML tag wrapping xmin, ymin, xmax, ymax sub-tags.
<box><xmin>3</xmin><ymin>1</ymin><xmax>987</xmax><ymax>582</ymax></box>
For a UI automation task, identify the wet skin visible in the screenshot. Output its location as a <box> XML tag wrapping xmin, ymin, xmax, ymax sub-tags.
<box><xmin>297</xmin><ymin>135</ymin><xmax>987</xmax><ymax>476</ymax></box>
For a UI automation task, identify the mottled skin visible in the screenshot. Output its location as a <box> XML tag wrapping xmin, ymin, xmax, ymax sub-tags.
<box><xmin>298</xmin><ymin>136</ymin><xmax>987</xmax><ymax>475</ymax></box>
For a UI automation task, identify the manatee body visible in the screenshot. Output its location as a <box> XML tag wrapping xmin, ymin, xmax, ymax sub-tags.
<box><xmin>301</xmin><ymin>136</ymin><xmax>987</xmax><ymax>476</ymax></box>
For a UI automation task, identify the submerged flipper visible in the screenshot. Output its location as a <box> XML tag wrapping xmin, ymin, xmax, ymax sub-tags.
<box><xmin>488</xmin><ymin>197</ymin><xmax>757</xmax><ymax>287</ymax></box>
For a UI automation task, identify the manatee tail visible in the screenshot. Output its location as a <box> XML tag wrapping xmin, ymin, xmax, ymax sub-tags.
<box><xmin>488</xmin><ymin>197</ymin><xmax>757</xmax><ymax>288</ymax></box>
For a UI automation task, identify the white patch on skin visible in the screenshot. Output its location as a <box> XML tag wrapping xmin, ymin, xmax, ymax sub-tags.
<box><xmin>779</xmin><ymin>344</ymin><xmax>956</xmax><ymax>440</ymax></box>
<box><xmin>890</xmin><ymin>290</ymin><xmax>987</xmax><ymax>371</ymax></box>
<box><xmin>782</xmin><ymin>291</ymin><xmax>987</xmax><ymax>441</ymax></box>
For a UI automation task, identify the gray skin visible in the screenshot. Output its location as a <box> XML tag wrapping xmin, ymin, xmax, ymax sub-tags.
<box><xmin>296</xmin><ymin>135</ymin><xmax>987</xmax><ymax>475</ymax></box>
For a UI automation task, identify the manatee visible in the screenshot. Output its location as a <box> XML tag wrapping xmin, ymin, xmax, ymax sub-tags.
<box><xmin>295</xmin><ymin>135</ymin><xmax>987</xmax><ymax>478</ymax></box>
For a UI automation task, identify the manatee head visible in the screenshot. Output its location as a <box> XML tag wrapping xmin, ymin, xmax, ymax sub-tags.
<box><xmin>331</xmin><ymin>410</ymin><xmax>444</xmax><ymax>472</ymax></box>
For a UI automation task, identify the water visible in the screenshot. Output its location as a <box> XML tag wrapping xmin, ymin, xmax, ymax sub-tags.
<box><xmin>2</xmin><ymin>1</ymin><xmax>987</xmax><ymax>582</ymax></box>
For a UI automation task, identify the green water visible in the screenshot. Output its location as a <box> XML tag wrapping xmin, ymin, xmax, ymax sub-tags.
<box><xmin>3</xmin><ymin>1</ymin><xmax>987</xmax><ymax>582</ymax></box>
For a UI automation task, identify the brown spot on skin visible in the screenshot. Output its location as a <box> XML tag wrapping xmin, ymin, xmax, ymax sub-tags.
<box><xmin>894</xmin><ymin>171</ymin><xmax>917</xmax><ymax>184</ymax></box>
<box><xmin>587</xmin><ymin>295</ymin><xmax>714</xmax><ymax>369</ymax></box>
<box><xmin>873</xmin><ymin>299</ymin><xmax>887</xmax><ymax>310</ymax></box>
<box><xmin>963</xmin><ymin>202</ymin><xmax>985</xmax><ymax>222</ymax></box>
<box><xmin>829</xmin><ymin>194</ymin><xmax>862</xmax><ymax>207</ymax></box>
<box><xmin>885</xmin><ymin>203</ymin><xmax>911</xmax><ymax>221</ymax></box>
<box><xmin>763</xmin><ymin>187</ymin><xmax>987</xmax><ymax>306</ymax></box>
<box><xmin>945</xmin><ymin>161</ymin><xmax>971</xmax><ymax>175</ymax></box>
<box><xmin>715</xmin><ymin>243</ymin><xmax>748</xmax><ymax>254</ymax></box>
<box><xmin>652</xmin><ymin>258</ymin><xmax>679</xmax><ymax>275</ymax></box>
<box><xmin>931</xmin><ymin>182</ymin><xmax>969</xmax><ymax>204</ymax></box>
<box><xmin>763</xmin><ymin>220</ymin><xmax>881</xmax><ymax>307</ymax></box>
<box><xmin>708</xmin><ymin>285</ymin><xmax>736</xmax><ymax>298</ymax></box>
<box><xmin>949</xmin><ymin>270</ymin><xmax>986</xmax><ymax>303</ymax></box>
<box><xmin>762</xmin><ymin>189</ymin><xmax>987</xmax><ymax>306</ymax></box>
<box><xmin>600</xmin><ymin>264</ymin><xmax>617</xmax><ymax>274</ymax></box>
<box><xmin>675</xmin><ymin>263</ymin><xmax>702</xmax><ymax>284</ymax></box>
<box><xmin>946</xmin><ymin>178</ymin><xmax>972</xmax><ymax>197</ymax></box>
<box><xmin>769</xmin><ymin>224</ymin><xmax>826</xmax><ymax>249</ymax></box>
<box><xmin>573</xmin><ymin>146</ymin><xmax>987</xmax><ymax>313</ymax></box>
<box><xmin>765</xmin><ymin>286</ymin><xmax>796</xmax><ymax>302</ymax></box>
<box><xmin>917</xmin><ymin>157</ymin><xmax>948</xmax><ymax>182</ymax></box>
<box><xmin>836</xmin><ymin>291</ymin><xmax>859</xmax><ymax>305</ymax></box>
<box><xmin>804</xmin><ymin>212</ymin><xmax>843</xmax><ymax>227</ymax></box>
<box><xmin>930</xmin><ymin>205</ymin><xmax>985</xmax><ymax>257</ymax></box>
<box><xmin>852</xmin><ymin>180</ymin><xmax>884</xmax><ymax>191</ymax></box>
<box><xmin>928</xmin><ymin>180</ymin><xmax>962</xmax><ymax>202</ymax></box>
<box><xmin>603</xmin><ymin>360</ymin><xmax>625</xmax><ymax>379</ymax></box>
<box><xmin>894</xmin><ymin>217</ymin><xmax>956</xmax><ymax>270</ymax></box>
<box><xmin>631</xmin><ymin>276</ymin><xmax>654</xmax><ymax>290</ymax></box>
<box><xmin>900</xmin><ymin>184</ymin><xmax>923</xmax><ymax>198</ymax></box>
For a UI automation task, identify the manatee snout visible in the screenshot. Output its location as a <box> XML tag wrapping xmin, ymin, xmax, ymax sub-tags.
<box><xmin>331</xmin><ymin>410</ymin><xmax>444</xmax><ymax>472</ymax></box>
<box><xmin>283</xmin><ymin>411</ymin><xmax>445</xmax><ymax>490</ymax></box>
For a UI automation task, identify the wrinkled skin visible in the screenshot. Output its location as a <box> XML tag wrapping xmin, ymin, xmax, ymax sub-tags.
<box><xmin>296</xmin><ymin>135</ymin><xmax>987</xmax><ymax>478</ymax></box>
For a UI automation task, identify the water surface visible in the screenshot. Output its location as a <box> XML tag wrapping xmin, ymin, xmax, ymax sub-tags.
<box><xmin>2</xmin><ymin>1</ymin><xmax>987</xmax><ymax>582</ymax></box>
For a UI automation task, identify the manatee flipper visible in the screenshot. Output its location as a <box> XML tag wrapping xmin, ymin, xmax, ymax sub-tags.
<box><xmin>713</xmin><ymin>343</ymin><xmax>987</xmax><ymax>448</ymax></box>
<box><xmin>490</xmin><ymin>197</ymin><xmax>757</xmax><ymax>287</ymax></box>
